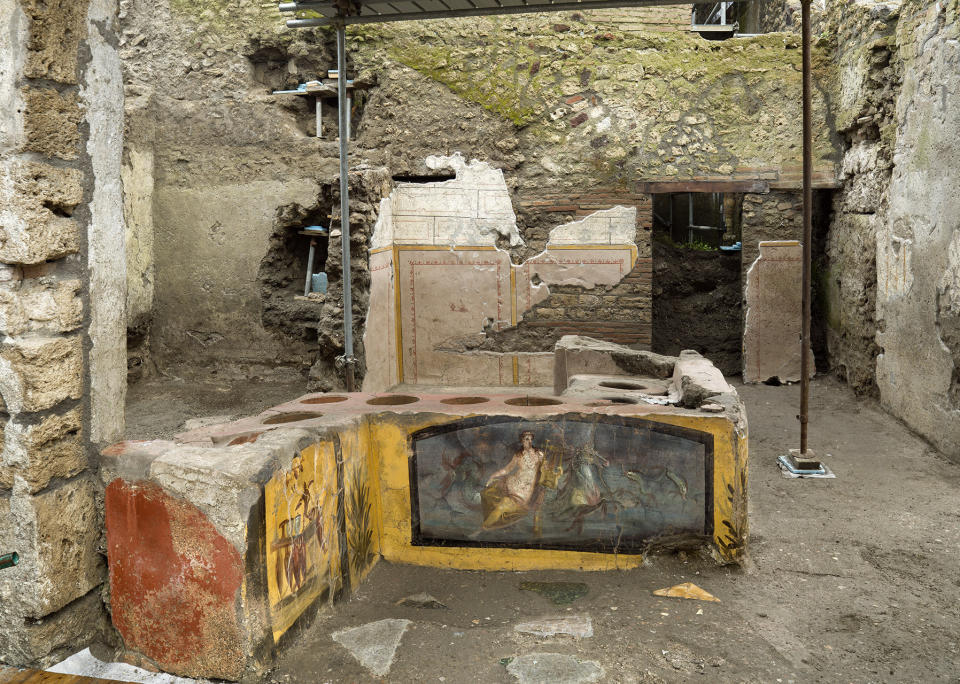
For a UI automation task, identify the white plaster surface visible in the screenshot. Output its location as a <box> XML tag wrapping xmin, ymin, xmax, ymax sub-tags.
<box><xmin>48</xmin><ymin>648</ymin><xmax>207</xmax><ymax>684</ymax></box>
<box><xmin>876</xmin><ymin>4</ymin><xmax>960</xmax><ymax>456</ymax></box>
<box><xmin>371</xmin><ymin>152</ymin><xmax>522</xmax><ymax>249</ymax></box>
<box><xmin>0</xmin><ymin>1</ymin><xmax>26</xmax><ymax>153</ymax></box>
<box><xmin>82</xmin><ymin>0</ymin><xmax>127</xmax><ymax>444</ymax></box>
<box><xmin>506</xmin><ymin>653</ymin><xmax>604</xmax><ymax>684</ymax></box>
<box><xmin>546</xmin><ymin>206</ymin><xmax>637</xmax><ymax>246</ymax></box>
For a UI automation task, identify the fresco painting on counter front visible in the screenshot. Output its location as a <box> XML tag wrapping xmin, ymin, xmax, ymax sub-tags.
<box><xmin>265</xmin><ymin>442</ymin><xmax>341</xmax><ymax>643</ymax></box>
<box><xmin>410</xmin><ymin>416</ymin><xmax>712</xmax><ymax>552</ymax></box>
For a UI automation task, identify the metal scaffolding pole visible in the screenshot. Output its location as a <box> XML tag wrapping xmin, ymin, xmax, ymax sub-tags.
<box><xmin>336</xmin><ymin>23</ymin><xmax>356</xmax><ymax>391</ymax></box>
<box><xmin>800</xmin><ymin>0</ymin><xmax>812</xmax><ymax>455</ymax></box>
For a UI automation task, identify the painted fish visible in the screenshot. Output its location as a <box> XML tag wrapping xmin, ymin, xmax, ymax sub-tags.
<box><xmin>665</xmin><ymin>469</ymin><xmax>687</xmax><ymax>500</ymax></box>
<box><xmin>623</xmin><ymin>470</ymin><xmax>650</xmax><ymax>495</ymax></box>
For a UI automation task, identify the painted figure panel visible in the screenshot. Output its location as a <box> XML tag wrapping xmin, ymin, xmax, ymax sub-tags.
<box><xmin>265</xmin><ymin>442</ymin><xmax>340</xmax><ymax>643</ymax></box>
<box><xmin>411</xmin><ymin>417</ymin><xmax>711</xmax><ymax>552</ymax></box>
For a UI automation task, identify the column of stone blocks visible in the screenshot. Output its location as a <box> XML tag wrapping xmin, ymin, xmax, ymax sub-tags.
<box><xmin>0</xmin><ymin>0</ymin><xmax>114</xmax><ymax>667</ymax></box>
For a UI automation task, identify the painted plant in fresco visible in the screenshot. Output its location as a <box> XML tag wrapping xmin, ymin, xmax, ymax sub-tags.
<box><xmin>411</xmin><ymin>417</ymin><xmax>712</xmax><ymax>552</ymax></box>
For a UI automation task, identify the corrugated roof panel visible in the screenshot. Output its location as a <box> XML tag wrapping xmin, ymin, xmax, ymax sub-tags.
<box><xmin>281</xmin><ymin>0</ymin><xmax>708</xmax><ymax>27</ymax></box>
<box><xmin>444</xmin><ymin>0</ymin><xmax>480</xmax><ymax>10</ymax></box>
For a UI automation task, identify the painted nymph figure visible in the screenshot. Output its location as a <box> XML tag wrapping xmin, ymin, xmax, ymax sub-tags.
<box><xmin>480</xmin><ymin>431</ymin><xmax>560</xmax><ymax>531</ymax></box>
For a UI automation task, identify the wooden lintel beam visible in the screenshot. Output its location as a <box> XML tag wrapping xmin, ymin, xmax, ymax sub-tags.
<box><xmin>635</xmin><ymin>180</ymin><xmax>770</xmax><ymax>194</ymax></box>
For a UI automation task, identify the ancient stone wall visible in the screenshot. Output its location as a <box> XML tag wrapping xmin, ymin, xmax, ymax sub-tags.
<box><xmin>820</xmin><ymin>1</ymin><xmax>900</xmax><ymax>395</ymax></box>
<box><xmin>757</xmin><ymin>0</ymin><xmax>800</xmax><ymax>33</ymax></box>
<box><xmin>874</xmin><ymin>0</ymin><xmax>960</xmax><ymax>456</ymax></box>
<box><xmin>113</xmin><ymin>3</ymin><xmax>841</xmax><ymax>384</ymax></box>
<box><xmin>740</xmin><ymin>191</ymin><xmax>804</xmax><ymax>284</ymax></box>
<box><xmin>585</xmin><ymin>6</ymin><xmax>690</xmax><ymax>33</ymax></box>
<box><xmin>818</xmin><ymin>0</ymin><xmax>960</xmax><ymax>456</ymax></box>
<box><xmin>0</xmin><ymin>0</ymin><xmax>124</xmax><ymax>666</ymax></box>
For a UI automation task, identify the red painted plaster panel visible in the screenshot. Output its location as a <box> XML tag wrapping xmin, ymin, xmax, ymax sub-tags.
<box><xmin>105</xmin><ymin>479</ymin><xmax>246</xmax><ymax>680</ymax></box>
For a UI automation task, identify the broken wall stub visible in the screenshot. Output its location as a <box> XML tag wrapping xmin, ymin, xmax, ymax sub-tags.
<box><xmin>363</xmin><ymin>155</ymin><xmax>643</xmax><ymax>390</ymax></box>
<box><xmin>743</xmin><ymin>241</ymin><xmax>814</xmax><ymax>384</ymax></box>
<box><xmin>0</xmin><ymin>0</ymin><xmax>124</xmax><ymax>667</ymax></box>
<box><xmin>740</xmin><ymin>191</ymin><xmax>804</xmax><ymax>292</ymax></box>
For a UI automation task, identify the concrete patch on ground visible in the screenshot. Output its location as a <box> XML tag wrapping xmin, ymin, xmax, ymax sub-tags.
<box><xmin>47</xmin><ymin>648</ymin><xmax>206</xmax><ymax>684</ymax></box>
<box><xmin>331</xmin><ymin>618</ymin><xmax>412</xmax><ymax>677</ymax></box>
<box><xmin>506</xmin><ymin>653</ymin><xmax>604</xmax><ymax>684</ymax></box>
<box><xmin>514</xmin><ymin>615</ymin><xmax>593</xmax><ymax>638</ymax></box>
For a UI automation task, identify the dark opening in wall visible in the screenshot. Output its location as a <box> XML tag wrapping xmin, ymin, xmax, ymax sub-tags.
<box><xmin>391</xmin><ymin>173</ymin><xmax>457</xmax><ymax>183</ymax></box>
<box><xmin>811</xmin><ymin>189</ymin><xmax>836</xmax><ymax>375</ymax></box>
<box><xmin>652</xmin><ymin>192</ymin><xmax>742</xmax><ymax>249</ymax></box>
<box><xmin>258</xmin><ymin>199</ymin><xmax>335</xmax><ymax>357</ymax></box>
<box><xmin>652</xmin><ymin>191</ymin><xmax>743</xmax><ymax>375</ymax></box>
<box><xmin>691</xmin><ymin>1</ymin><xmax>776</xmax><ymax>38</ymax></box>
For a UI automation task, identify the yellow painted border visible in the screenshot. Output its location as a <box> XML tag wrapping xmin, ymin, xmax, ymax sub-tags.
<box><xmin>379</xmin><ymin>242</ymin><xmax>640</xmax><ymax>388</ymax></box>
<box><xmin>365</xmin><ymin>410</ymin><xmax>746</xmax><ymax>570</ymax></box>
<box><xmin>392</xmin><ymin>244</ymin><xmax>404</xmax><ymax>384</ymax></box>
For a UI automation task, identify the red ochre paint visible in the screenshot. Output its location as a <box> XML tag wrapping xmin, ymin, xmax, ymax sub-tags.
<box><xmin>105</xmin><ymin>479</ymin><xmax>245</xmax><ymax>680</ymax></box>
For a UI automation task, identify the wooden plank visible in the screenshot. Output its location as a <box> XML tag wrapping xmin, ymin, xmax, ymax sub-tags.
<box><xmin>0</xmin><ymin>668</ymin><xmax>122</xmax><ymax>684</ymax></box>
<box><xmin>635</xmin><ymin>179</ymin><xmax>770</xmax><ymax>194</ymax></box>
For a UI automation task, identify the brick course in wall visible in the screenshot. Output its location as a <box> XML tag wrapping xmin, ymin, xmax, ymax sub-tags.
<box><xmin>586</xmin><ymin>6</ymin><xmax>691</xmax><ymax>33</ymax></box>
<box><xmin>510</xmin><ymin>192</ymin><xmax>653</xmax><ymax>349</ymax></box>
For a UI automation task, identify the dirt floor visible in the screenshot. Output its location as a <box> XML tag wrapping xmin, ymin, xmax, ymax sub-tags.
<box><xmin>123</xmin><ymin>375</ymin><xmax>960</xmax><ymax>683</ymax></box>
<box><xmin>124</xmin><ymin>365</ymin><xmax>310</xmax><ymax>440</ymax></box>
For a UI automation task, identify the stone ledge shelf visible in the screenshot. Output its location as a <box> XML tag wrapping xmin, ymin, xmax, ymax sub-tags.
<box><xmin>101</xmin><ymin>340</ymin><xmax>747</xmax><ymax>680</ymax></box>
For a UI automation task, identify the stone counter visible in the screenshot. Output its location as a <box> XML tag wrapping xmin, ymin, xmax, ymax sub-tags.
<box><xmin>101</xmin><ymin>346</ymin><xmax>747</xmax><ymax>680</ymax></box>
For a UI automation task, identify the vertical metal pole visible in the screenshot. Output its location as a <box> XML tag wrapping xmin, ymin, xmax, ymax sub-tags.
<box><xmin>337</xmin><ymin>23</ymin><xmax>356</xmax><ymax>391</ymax></box>
<box><xmin>315</xmin><ymin>98</ymin><xmax>322</xmax><ymax>138</ymax></box>
<box><xmin>304</xmin><ymin>238</ymin><xmax>316</xmax><ymax>297</ymax></box>
<box><xmin>800</xmin><ymin>0</ymin><xmax>813</xmax><ymax>455</ymax></box>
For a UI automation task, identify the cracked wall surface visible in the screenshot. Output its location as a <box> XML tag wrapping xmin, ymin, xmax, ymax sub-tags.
<box><xmin>364</xmin><ymin>155</ymin><xmax>642</xmax><ymax>390</ymax></box>
<box><xmin>816</xmin><ymin>0</ymin><xmax>959</xmax><ymax>456</ymax></box>
<box><xmin>873</xmin><ymin>0</ymin><xmax>960</xmax><ymax>456</ymax></box>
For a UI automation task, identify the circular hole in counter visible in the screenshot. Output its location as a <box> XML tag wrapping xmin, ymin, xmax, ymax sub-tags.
<box><xmin>503</xmin><ymin>396</ymin><xmax>563</xmax><ymax>407</ymax></box>
<box><xmin>301</xmin><ymin>395</ymin><xmax>349</xmax><ymax>404</ymax></box>
<box><xmin>440</xmin><ymin>396</ymin><xmax>490</xmax><ymax>405</ymax></box>
<box><xmin>599</xmin><ymin>380</ymin><xmax>648</xmax><ymax>391</ymax></box>
<box><xmin>262</xmin><ymin>411</ymin><xmax>324</xmax><ymax>425</ymax></box>
<box><xmin>601</xmin><ymin>396</ymin><xmax>639</xmax><ymax>404</ymax></box>
<box><xmin>227</xmin><ymin>432</ymin><xmax>264</xmax><ymax>446</ymax></box>
<box><xmin>366</xmin><ymin>395</ymin><xmax>420</xmax><ymax>406</ymax></box>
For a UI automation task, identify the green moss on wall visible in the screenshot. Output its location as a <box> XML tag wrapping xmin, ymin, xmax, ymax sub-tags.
<box><xmin>350</xmin><ymin>18</ymin><xmax>838</xmax><ymax>175</ymax></box>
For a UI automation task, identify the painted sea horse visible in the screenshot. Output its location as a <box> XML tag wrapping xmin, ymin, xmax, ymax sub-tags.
<box><xmin>551</xmin><ymin>444</ymin><xmax>616</xmax><ymax>535</ymax></box>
